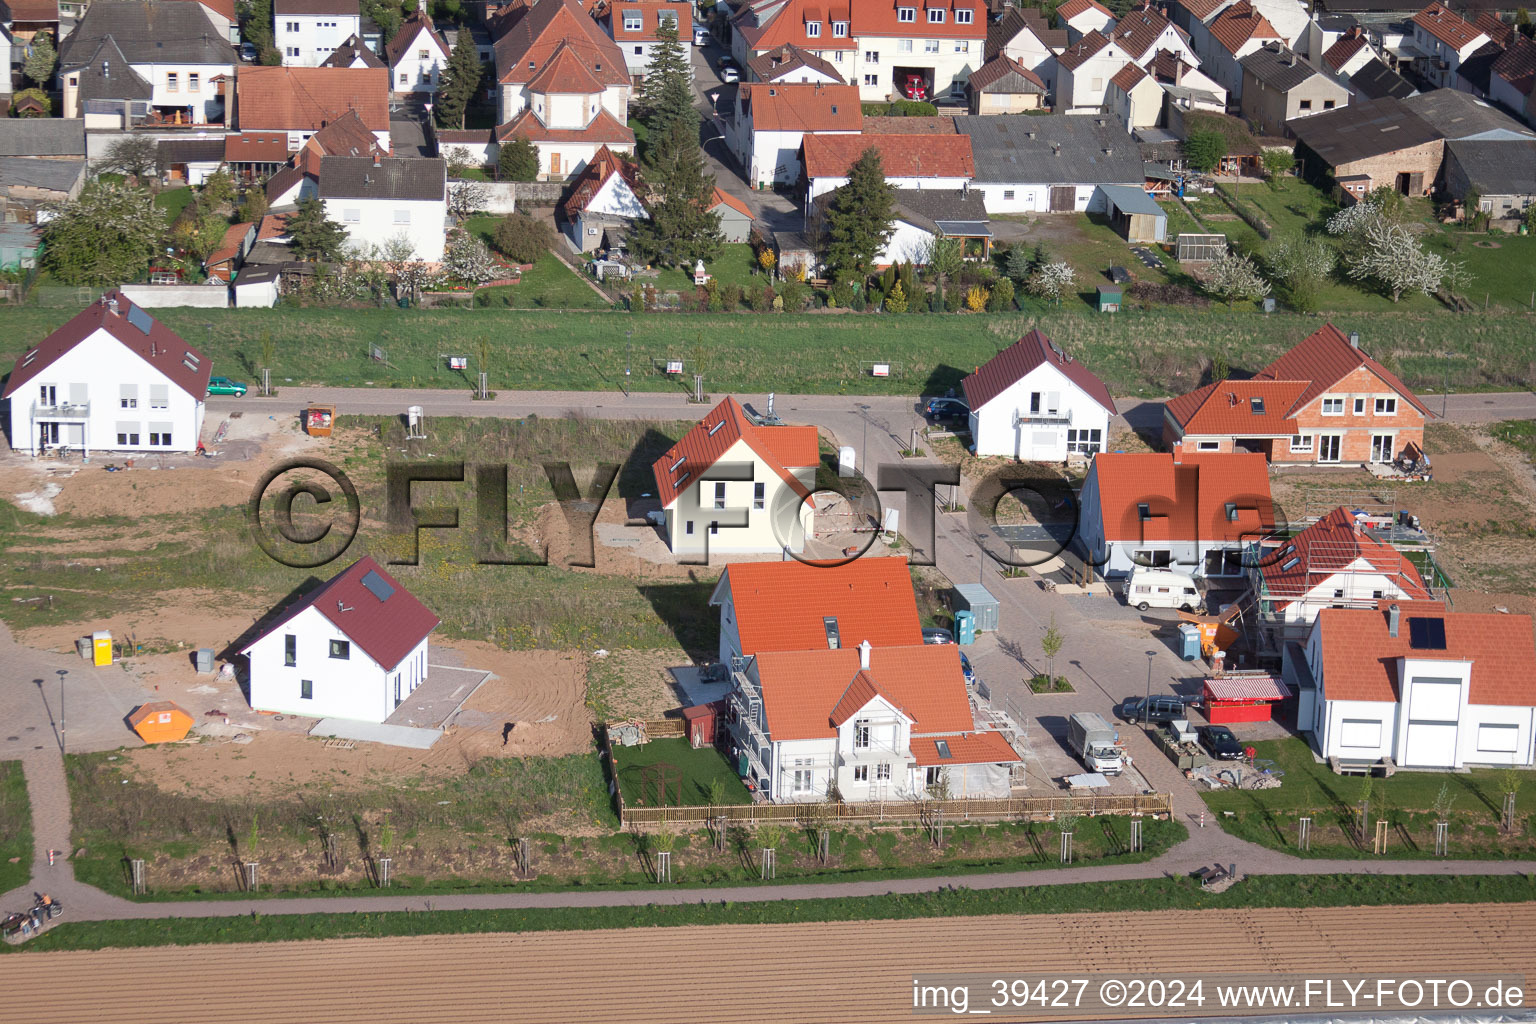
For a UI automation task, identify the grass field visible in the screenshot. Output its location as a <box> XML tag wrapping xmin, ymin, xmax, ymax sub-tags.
<box><xmin>473</xmin><ymin>255</ymin><xmax>611</xmax><ymax>310</ymax></box>
<box><xmin>645</xmin><ymin>243</ymin><xmax>761</xmax><ymax>293</ymax></box>
<box><xmin>11</xmin><ymin>872</ymin><xmax>1536</xmax><ymax>953</ymax></box>
<box><xmin>1201</xmin><ymin>737</ymin><xmax>1536</xmax><ymax>859</ymax></box>
<box><xmin>3</xmin><ymin>304</ymin><xmax>1532</xmax><ymax>397</ymax></box>
<box><xmin>613</xmin><ymin>738</ymin><xmax>752</xmax><ymax>807</ymax></box>
<box><xmin>0</xmin><ymin>761</ymin><xmax>31</xmax><ymax>893</ymax></box>
<box><xmin>154</xmin><ymin>187</ymin><xmax>196</xmax><ymax>226</ymax></box>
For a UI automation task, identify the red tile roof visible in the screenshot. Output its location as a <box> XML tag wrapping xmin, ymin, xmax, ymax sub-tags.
<box><xmin>754</xmin><ymin>643</ymin><xmax>980</xmax><ymax>741</ymax></box>
<box><xmin>740</xmin><ymin>0</ymin><xmax>856</xmax><ymax>52</ymax></box>
<box><xmin>224</xmin><ymin>131</ymin><xmax>292</xmax><ymax>163</ymax></box>
<box><xmin>745</xmin><ymin>43</ymin><xmax>844</xmax><ymax>83</ymax></box>
<box><xmin>304</xmin><ymin>108</ymin><xmax>386</xmax><ymax>158</ymax></box>
<box><xmin>911</xmin><ymin>729</ymin><xmax>1020</xmax><ymax>766</ymax></box>
<box><xmin>257</xmin><ymin>213</ymin><xmax>294</xmax><ymax>240</ymax></box>
<box><xmin>235</xmin><ymin>66</ymin><xmax>390</xmax><ymax>133</ymax></box>
<box><xmin>851</xmin><ymin>0</ymin><xmax>987</xmax><ymax>40</ymax></box>
<box><xmin>605</xmin><ymin>0</ymin><xmax>693</xmax><ymax>42</ymax></box>
<box><xmin>1057</xmin><ymin>0</ymin><xmax>1112</xmax><ymax>21</ymax></box>
<box><xmin>560</xmin><ymin>143</ymin><xmax>639</xmax><ymax>217</ymax></box>
<box><xmin>1253</xmin><ymin>322</ymin><xmax>1433</xmax><ymax>418</ymax></box>
<box><xmin>710</xmin><ymin>186</ymin><xmax>753</xmax><ymax>218</ymax></box>
<box><xmin>242</xmin><ymin>556</ymin><xmax>440</xmax><ymax>672</ymax></box>
<box><xmin>0</xmin><ymin>0</ymin><xmax>58</xmax><ymax>23</ymax></box>
<box><xmin>1089</xmin><ymin>451</ymin><xmax>1274</xmax><ymax>543</ymax></box>
<box><xmin>651</xmin><ymin>396</ymin><xmax>817</xmax><ymax>508</ymax></box>
<box><xmin>1177</xmin><ymin>0</ymin><xmax>1227</xmax><ymax>22</ymax></box>
<box><xmin>1471</xmin><ymin>11</ymin><xmax>1514</xmax><ymax>47</ymax></box>
<box><xmin>715</xmin><ymin>556</ymin><xmax>923</xmax><ymax>656</ymax></box>
<box><xmin>3</xmin><ymin>291</ymin><xmax>212</xmax><ymax>402</ymax></box>
<box><xmin>1058</xmin><ymin>29</ymin><xmax>1110</xmax><ymax>71</ymax></box>
<box><xmin>1321</xmin><ymin>31</ymin><xmax>1368</xmax><ymax>72</ymax></box>
<box><xmin>1209</xmin><ymin>0</ymin><xmax>1281</xmax><ymax>55</ymax></box>
<box><xmin>1317</xmin><ymin>600</ymin><xmax>1536</xmax><ymax>706</ymax></box>
<box><xmin>494</xmin><ymin>0</ymin><xmax>630</xmax><ymax>87</ymax></box>
<box><xmin>801</xmin><ymin>132</ymin><xmax>974</xmax><ymax>179</ymax></box>
<box><xmin>1111</xmin><ymin>60</ymin><xmax>1150</xmax><ymax>91</ymax></box>
<box><xmin>1163</xmin><ymin>379</ymin><xmax>1310</xmax><ymax>436</ymax></box>
<box><xmin>1413</xmin><ymin>3</ymin><xmax>1485</xmax><ymax>51</ymax></box>
<box><xmin>385</xmin><ymin>9</ymin><xmax>450</xmax><ymax>67</ymax></box>
<box><xmin>526</xmin><ymin>40</ymin><xmax>605</xmax><ymax>93</ymax></box>
<box><xmin>739</xmin><ymin>82</ymin><xmax>863</xmax><ymax>132</ymax></box>
<box><xmin>961</xmin><ymin>330</ymin><xmax>1116</xmax><ymax>414</ymax></box>
<box><xmin>1261</xmin><ymin>507</ymin><xmax>1429</xmax><ymax>607</ymax></box>
<box><xmin>494</xmin><ymin>106</ymin><xmax>635</xmax><ymax>144</ymax></box>
<box><xmin>1492</xmin><ymin>34</ymin><xmax>1536</xmax><ymax>96</ymax></box>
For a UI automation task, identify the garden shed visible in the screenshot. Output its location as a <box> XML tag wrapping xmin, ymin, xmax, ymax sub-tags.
<box><xmin>1202</xmin><ymin>673</ymin><xmax>1292</xmax><ymax>724</ymax></box>
<box><xmin>1096</xmin><ymin>285</ymin><xmax>1122</xmax><ymax>312</ymax></box>
<box><xmin>1099</xmin><ymin>184</ymin><xmax>1166</xmax><ymax>243</ymax></box>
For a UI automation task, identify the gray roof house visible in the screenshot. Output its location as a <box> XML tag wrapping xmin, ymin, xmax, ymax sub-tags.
<box><xmin>1239</xmin><ymin>43</ymin><xmax>1351</xmax><ymax>138</ymax></box>
<box><xmin>807</xmin><ymin>187</ymin><xmax>993</xmax><ymax>265</ymax></box>
<box><xmin>58</xmin><ymin>0</ymin><xmax>238</xmax><ymax>123</ymax></box>
<box><xmin>1403</xmin><ymin>88</ymin><xmax>1536</xmax><ymax>142</ymax></box>
<box><xmin>954</xmin><ymin>113</ymin><xmax>1145</xmax><ymax>215</ymax></box>
<box><xmin>1348</xmin><ymin>58</ymin><xmax>1416</xmax><ymax>101</ymax></box>
<box><xmin>317</xmin><ymin>157</ymin><xmax>448</xmax><ymax>201</ymax></box>
<box><xmin>1443</xmin><ymin>139</ymin><xmax>1536</xmax><ymax>217</ymax></box>
<box><xmin>0</xmin><ymin>119</ymin><xmax>86</xmax><ymax>158</ymax></box>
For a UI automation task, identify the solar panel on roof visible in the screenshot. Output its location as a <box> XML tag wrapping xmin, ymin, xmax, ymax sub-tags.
<box><xmin>1408</xmin><ymin>616</ymin><xmax>1446</xmax><ymax>650</ymax></box>
<box><xmin>126</xmin><ymin>304</ymin><xmax>154</xmax><ymax>335</ymax></box>
<box><xmin>360</xmin><ymin>569</ymin><xmax>395</xmax><ymax>603</ymax></box>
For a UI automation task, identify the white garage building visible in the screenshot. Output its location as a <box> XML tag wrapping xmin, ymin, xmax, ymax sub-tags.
<box><xmin>1292</xmin><ymin>600</ymin><xmax>1536</xmax><ymax>769</ymax></box>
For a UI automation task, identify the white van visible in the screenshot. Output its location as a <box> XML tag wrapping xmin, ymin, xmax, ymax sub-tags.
<box><xmin>1124</xmin><ymin>568</ymin><xmax>1204</xmax><ymax>612</ymax></box>
<box><xmin>693</xmin><ymin>25</ymin><xmax>709</xmax><ymax>45</ymax></box>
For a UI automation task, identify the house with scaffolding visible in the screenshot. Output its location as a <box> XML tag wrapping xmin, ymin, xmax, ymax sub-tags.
<box><xmin>1249</xmin><ymin>506</ymin><xmax>1435</xmax><ymax>654</ymax></box>
<box><xmin>710</xmin><ymin>557</ymin><xmax>1024</xmax><ymax>801</ymax></box>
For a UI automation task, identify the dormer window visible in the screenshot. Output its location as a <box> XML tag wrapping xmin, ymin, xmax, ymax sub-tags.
<box><xmin>528</xmin><ymin>60</ymin><xmax>535</xmax><ymax>70</ymax></box>
<box><xmin>927</xmin><ymin>7</ymin><xmax>945</xmax><ymax>20</ymax></box>
<box><xmin>805</xmin><ymin>19</ymin><xmax>820</xmax><ymax>35</ymax></box>
<box><xmin>832</xmin><ymin>19</ymin><xmax>848</xmax><ymax>35</ymax></box>
<box><xmin>622</xmin><ymin>9</ymin><xmax>642</xmax><ymax>30</ymax></box>
<box><xmin>955</xmin><ymin>7</ymin><xmax>972</xmax><ymax>22</ymax></box>
<box><xmin>897</xmin><ymin>6</ymin><xmax>915</xmax><ymax>21</ymax></box>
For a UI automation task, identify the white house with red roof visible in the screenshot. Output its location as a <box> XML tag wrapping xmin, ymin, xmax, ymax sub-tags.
<box><xmin>560</xmin><ymin>144</ymin><xmax>647</xmax><ymax>251</ymax></box>
<box><xmin>730</xmin><ymin>81</ymin><xmax>862</xmax><ymax>188</ymax></box>
<box><xmin>1253</xmin><ymin>507</ymin><xmax>1431</xmax><ymax>644</ymax></box>
<box><xmin>1078</xmin><ymin>450</ymin><xmax>1275</xmax><ymax>578</ymax></box>
<box><xmin>1291</xmin><ymin>599</ymin><xmax>1536</xmax><ymax>768</ymax></box>
<box><xmin>961</xmin><ymin>330</ymin><xmax>1117</xmax><ymax>461</ymax></box>
<box><xmin>710</xmin><ymin>556</ymin><xmax>1019</xmax><ymax>798</ymax></box>
<box><xmin>598</xmin><ymin>0</ymin><xmax>693</xmax><ymax>82</ymax></box>
<box><xmin>1191</xmin><ymin>0</ymin><xmax>1284</xmax><ymax>99</ymax></box>
<box><xmin>846</xmin><ymin>0</ymin><xmax>988</xmax><ymax>103</ymax></box>
<box><xmin>1409</xmin><ymin>3</ymin><xmax>1488</xmax><ymax>90</ymax></box>
<box><xmin>384</xmin><ymin>9</ymin><xmax>451</xmax><ymax>94</ymax></box>
<box><xmin>651</xmin><ymin>396</ymin><xmax>819</xmax><ymax>558</ymax></box>
<box><xmin>1059</xmin><ymin>0</ymin><xmax>1116</xmax><ymax>43</ymax></box>
<box><xmin>801</xmin><ymin>131</ymin><xmax>975</xmax><ymax>202</ymax></box>
<box><xmin>241</xmin><ymin>556</ymin><xmax>441</xmax><ymax>723</ymax></box>
<box><xmin>2</xmin><ymin>293</ymin><xmax>210</xmax><ymax>456</ymax></box>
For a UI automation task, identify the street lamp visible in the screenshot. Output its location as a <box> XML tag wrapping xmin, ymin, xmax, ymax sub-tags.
<box><xmin>1144</xmin><ymin>650</ymin><xmax>1156</xmax><ymax>714</ymax></box>
<box><xmin>56</xmin><ymin>669</ymin><xmax>67</xmax><ymax>755</ymax></box>
<box><xmin>1442</xmin><ymin>352</ymin><xmax>1449</xmax><ymax>418</ymax></box>
<box><xmin>625</xmin><ymin>330</ymin><xmax>633</xmax><ymax>397</ymax></box>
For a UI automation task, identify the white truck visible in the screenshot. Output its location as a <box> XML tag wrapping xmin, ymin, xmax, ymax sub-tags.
<box><xmin>1067</xmin><ymin>711</ymin><xmax>1123</xmax><ymax>775</ymax></box>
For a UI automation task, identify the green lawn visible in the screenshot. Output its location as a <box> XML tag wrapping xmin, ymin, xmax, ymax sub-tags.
<box><xmin>646</xmin><ymin>243</ymin><xmax>761</xmax><ymax>293</ymax></box>
<box><xmin>1200</xmin><ymin>737</ymin><xmax>1536</xmax><ymax>859</ymax></box>
<box><xmin>0</xmin><ymin>761</ymin><xmax>31</xmax><ymax>894</ymax></box>
<box><xmin>1492</xmin><ymin>419</ymin><xmax>1536</xmax><ymax>461</ymax></box>
<box><xmin>155</xmin><ymin>186</ymin><xmax>196</xmax><ymax>226</ymax></box>
<box><xmin>475</xmin><ymin>255</ymin><xmax>612</xmax><ymax>310</ymax></box>
<box><xmin>613</xmin><ymin>738</ymin><xmax>752</xmax><ymax>807</ymax></box>
<box><xmin>1159</xmin><ymin>199</ymin><xmax>1204</xmax><ymax>239</ymax></box>
<box><xmin>12</xmin><ymin>873</ymin><xmax>1536</xmax><ymax>953</ymax></box>
<box><xmin>1</xmin><ymin>305</ymin><xmax>1532</xmax><ymax>397</ymax></box>
<box><xmin>1044</xmin><ymin>213</ymin><xmax>1178</xmax><ymax>291</ymax></box>
<box><xmin>1234</xmin><ymin>178</ymin><xmax>1337</xmax><ymax>238</ymax></box>
<box><xmin>1423</xmin><ymin>228</ymin><xmax>1536</xmax><ymax>312</ymax></box>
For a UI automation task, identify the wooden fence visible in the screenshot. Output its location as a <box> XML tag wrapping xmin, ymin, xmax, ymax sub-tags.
<box><xmin>620</xmin><ymin>792</ymin><xmax>1173</xmax><ymax>830</ymax></box>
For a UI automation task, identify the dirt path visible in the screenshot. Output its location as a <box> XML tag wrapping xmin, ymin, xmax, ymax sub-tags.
<box><xmin>3</xmin><ymin>903</ymin><xmax>1532</xmax><ymax>1023</ymax></box>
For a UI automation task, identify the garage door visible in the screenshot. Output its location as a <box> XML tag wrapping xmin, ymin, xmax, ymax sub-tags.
<box><xmin>1049</xmin><ymin>186</ymin><xmax>1076</xmax><ymax>212</ymax></box>
<box><xmin>1404</xmin><ymin>722</ymin><xmax>1457</xmax><ymax>767</ymax></box>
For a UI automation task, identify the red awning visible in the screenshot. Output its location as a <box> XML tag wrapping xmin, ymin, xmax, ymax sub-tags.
<box><xmin>1204</xmin><ymin>675</ymin><xmax>1292</xmax><ymax>702</ymax></box>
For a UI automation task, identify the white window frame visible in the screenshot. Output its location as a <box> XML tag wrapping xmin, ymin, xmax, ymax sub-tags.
<box><xmin>805</xmin><ymin>19</ymin><xmax>820</xmax><ymax>36</ymax></box>
<box><xmin>898</xmin><ymin>38</ymin><xmax>913</xmax><ymax>52</ymax></box>
<box><xmin>713</xmin><ymin>480</ymin><xmax>727</xmax><ymax>509</ymax></box>
<box><xmin>1196</xmin><ymin>439</ymin><xmax>1221</xmax><ymax>451</ymax></box>
<box><xmin>393</xmin><ymin>209</ymin><xmax>412</xmax><ymax>224</ymax></box>
<box><xmin>853</xmin><ymin>719</ymin><xmax>870</xmax><ymax>749</ymax></box>
<box><xmin>1374</xmin><ymin>397</ymin><xmax>1397</xmax><ymax>414</ymax></box>
<box><xmin>955</xmin><ymin>7</ymin><xmax>973</xmax><ymax>22</ymax></box>
<box><xmin>925</xmin><ymin>38</ymin><xmax>940</xmax><ymax>52</ymax></box>
<box><xmin>344</xmin><ymin>208</ymin><xmax>361</xmax><ymax>223</ymax></box>
<box><xmin>1289</xmin><ymin>434</ymin><xmax>1313</xmax><ymax>452</ymax></box>
<box><xmin>832</xmin><ymin>20</ymin><xmax>848</xmax><ymax>36</ymax></box>
<box><xmin>897</xmin><ymin>6</ymin><xmax>915</xmax><ymax>21</ymax></box>
<box><xmin>753</xmin><ymin>482</ymin><xmax>765</xmax><ymax>509</ymax></box>
<box><xmin>876</xmin><ymin>762</ymin><xmax>891</xmax><ymax>780</ymax></box>
<box><xmin>623</xmin><ymin>10</ymin><xmax>642</xmax><ymax>30</ymax></box>
<box><xmin>864</xmin><ymin>72</ymin><xmax>879</xmax><ymax>85</ymax></box>
<box><xmin>852</xmin><ymin>764</ymin><xmax>869</xmax><ymax>782</ymax></box>
<box><xmin>954</xmin><ymin>39</ymin><xmax>967</xmax><ymax>52</ymax></box>
<box><xmin>1353</xmin><ymin>397</ymin><xmax>1366</xmax><ymax>414</ymax></box>
<box><xmin>927</xmin><ymin>7</ymin><xmax>945</xmax><ymax>21</ymax></box>
<box><xmin>792</xmin><ymin>768</ymin><xmax>813</xmax><ymax>793</ymax></box>
<box><xmin>864</xmin><ymin>50</ymin><xmax>879</xmax><ymax>62</ymax></box>
<box><xmin>1321</xmin><ymin>396</ymin><xmax>1344</xmax><ymax>415</ymax></box>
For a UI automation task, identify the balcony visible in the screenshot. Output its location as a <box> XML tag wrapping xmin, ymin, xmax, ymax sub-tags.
<box><xmin>32</xmin><ymin>400</ymin><xmax>89</xmax><ymax>419</ymax></box>
<box><xmin>1014</xmin><ymin>408</ymin><xmax>1072</xmax><ymax>426</ymax></box>
<box><xmin>843</xmin><ymin>741</ymin><xmax>912</xmax><ymax>762</ymax></box>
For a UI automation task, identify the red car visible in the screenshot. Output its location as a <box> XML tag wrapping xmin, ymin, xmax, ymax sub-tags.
<box><xmin>900</xmin><ymin>73</ymin><xmax>929</xmax><ymax>100</ymax></box>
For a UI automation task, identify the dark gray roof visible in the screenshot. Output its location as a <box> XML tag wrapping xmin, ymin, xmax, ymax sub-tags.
<box><xmin>157</xmin><ymin>138</ymin><xmax>227</xmax><ymax>166</ymax></box>
<box><xmin>321</xmin><ymin>33</ymin><xmax>386</xmax><ymax>68</ymax></box>
<box><xmin>1240</xmin><ymin>43</ymin><xmax>1323</xmax><ymax>91</ymax></box>
<box><xmin>955</xmin><ymin>113</ymin><xmax>1144</xmax><ymax>185</ymax></box>
<box><xmin>1288</xmin><ymin>96</ymin><xmax>1439</xmax><ymax>165</ymax></box>
<box><xmin>986</xmin><ymin>7</ymin><xmax>1067</xmax><ymax>58</ymax></box>
<box><xmin>69</xmin><ymin>35</ymin><xmax>153</xmax><ymax>105</ymax></box>
<box><xmin>317</xmin><ymin>156</ymin><xmax>446</xmax><ymax>200</ymax></box>
<box><xmin>1445</xmin><ymin>138</ymin><xmax>1536</xmax><ymax>196</ymax></box>
<box><xmin>1455</xmin><ymin>40</ymin><xmax>1501</xmax><ymax>95</ymax></box>
<box><xmin>0</xmin><ymin>156</ymin><xmax>86</xmax><ymax>193</ymax></box>
<box><xmin>0</xmin><ymin>119</ymin><xmax>86</xmax><ymax>157</ymax></box>
<box><xmin>60</xmin><ymin>0</ymin><xmax>239</xmax><ymax>67</ymax></box>
<box><xmin>1099</xmin><ymin>183</ymin><xmax>1165</xmax><ymax>217</ymax></box>
<box><xmin>1348</xmin><ymin>57</ymin><xmax>1415</xmax><ymax>99</ymax></box>
<box><xmin>1314</xmin><ymin>12</ymin><xmax>1360</xmax><ymax>30</ymax></box>
<box><xmin>892</xmin><ymin>188</ymin><xmax>991</xmax><ymax>234</ymax></box>
<box><xmin>1404</xmin><ymin>88</ymin><xmax>1536</xmax><ymax>141</ymax></box>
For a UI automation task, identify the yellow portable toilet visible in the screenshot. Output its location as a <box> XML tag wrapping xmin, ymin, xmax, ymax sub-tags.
<box><xmin>92</xmin><ymin>630</ymin><xmax>113</xmax><ymax>667</ymax></box>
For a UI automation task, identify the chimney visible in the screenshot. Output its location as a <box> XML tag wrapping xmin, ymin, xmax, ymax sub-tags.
<box><xmin>858</xmin><ymin>639</ymin><xmax>871</xmax><ymax>670</ymax></box>
<box><xmin>374</xmin><ymin>154</ymin><xmax>382</xmax><ymax>168</ymax></box>
<box><xmin>1171</xmin><ymin>441</ymin><xmax>1184</xmax><ymax>464</ymax></box>
<box><xmin>1348</xmin><ymin>330</ymin><xmax>1360</xmax><ymax>349</ymax></box>
<box><xmin>1387</xmin><ymin>603</ymin><xmax>1400</xmax><ymax>638</ymax></box>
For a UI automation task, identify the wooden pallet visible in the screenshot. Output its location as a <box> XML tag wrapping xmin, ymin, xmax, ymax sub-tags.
<box><xmin>322</xmin><ymin>738</ymin><xmax>356</xmax><ymax>750</ymax></box>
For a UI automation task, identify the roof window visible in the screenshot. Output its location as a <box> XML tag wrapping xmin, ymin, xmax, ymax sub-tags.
<box><xmin>1250</xmin><ymin>396</ymin><xmax>1265</xmax><ymax>415</ymax></box>
<box><xmin>670</xmin><ymin>455</ymin><xmax>687</xmax><ymax>471</ymax></box>
<box><xmin>707</xmin><ymin>420</ymin><xmax>725</xmax><ymax>436</ymax></box>
<box><xmin>936</xmin><ymin>739</ymin><xmax>953</xmax><ymax>759</ymax></box>
<box><xmin>1137</xmin><ymin>502</ymin><xmax>1150</xmax><ymax>520</ymax></box>
<box><xmin>1281</xmin><ymin>555</ymin><xmax>1300</xmax><ymax>570</ymax></box>
<box><xmin>1225</xmin><ymin>502</ymin><xmax>1238</xmax><ymax>521</ymax></box>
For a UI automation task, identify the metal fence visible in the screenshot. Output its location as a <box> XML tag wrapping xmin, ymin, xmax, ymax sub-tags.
<box><xmin>620</xmin><ymin>792</ymin><xmax>1173</xmax><ymax>830</ymax></box>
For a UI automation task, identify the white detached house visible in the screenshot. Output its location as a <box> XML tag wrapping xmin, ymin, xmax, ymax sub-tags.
<box><xmin>650</xmin><ymin>396</ymin><xmax>818</xmax><ymax>557</ymax></box>
<box><xmin>385</xmin><ymin>10</ymin><xmax>451</xmax><ymax>95</ymax></box>
<box><xmin>275</xmin><ymin>0</ymin><xmax>363</xmax><ymax>67</ymax></box>
<box><xmin>241</xmin><ymin>556</ymin><xmax>441</xmax><ymax>723</ymax></box>
<box><xmin>319</xmin><ymin>156</ymin><xmax>448</xmax><ymax>261</ymax></box>
<box><xmin>1293</xmin><ymin>600</ymin><xmax>1536</xmax><ymax>769</ymax></box>
<box><xmin>3</xmin><ymin>292</ymin><xmax>209</xmax><ymax>456</ymax></box>
<box><xmin>962</xmin><ymin>330</ymin><xmax>1117</xmax><ymax>460</ymax></box>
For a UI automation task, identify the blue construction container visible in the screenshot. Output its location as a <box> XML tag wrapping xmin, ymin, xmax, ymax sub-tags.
<box><xmin>1178</xmin><ymin>622</ymin><xmax>1201</xmax><ymax>661</ymax></box>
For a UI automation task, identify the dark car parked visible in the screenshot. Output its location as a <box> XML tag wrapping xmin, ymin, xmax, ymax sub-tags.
<box><xmin>921</xmin><ymin>627</ymin><xmax>954</xmax><ymax>645</ymax></box>
<box><xmin>1200</xmin><ymin>725</ymin><xmax>1244</xmax><ymax>760</ymax></box>
<box><xmin>923</xmin><ymin>397</ymin><xmax>969</xmax><ymax>426</ymax></box>
<box><xmin>1118</xmin><ymin>696</ymin><xmax>1188</xmax><ymax>724</ymax></box>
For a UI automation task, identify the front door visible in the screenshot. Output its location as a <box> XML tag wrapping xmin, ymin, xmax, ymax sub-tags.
<box><xmin>38</xmin><ymin>423</ymin><xmax>58</xmax><ymax>447</ymax></box>
<box><xmin>1318</xmin><ymin>435</ymin><xmax>1341</xmax><ymax>462</ymax></box>
<box><xmin>1370</xmin><ymin>434</ymin><xmax>1393</xmax><ymax>463</ymax></box>
<box><xmin>549</xmin><ymin>152</ymin><xmax>562</xmax><ymax>177</ymax></box>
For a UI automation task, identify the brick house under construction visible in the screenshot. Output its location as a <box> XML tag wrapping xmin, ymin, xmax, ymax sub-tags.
<box><xmin>1162</xmin><ymin>324</ymin><xmax>1434</xmax><ymax>466</ymax></box>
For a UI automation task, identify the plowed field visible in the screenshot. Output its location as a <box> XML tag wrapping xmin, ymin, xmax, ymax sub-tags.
<box><xmin>3</xmin><ymin>903</ymin><xmax>1533</xmax><ymax>1023</ymax></box>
